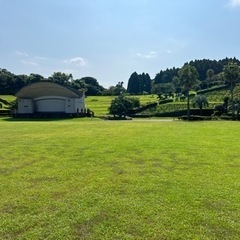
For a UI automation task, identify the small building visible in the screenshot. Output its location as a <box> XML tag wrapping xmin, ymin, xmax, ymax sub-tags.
<box><xmin>15</xmin><ymin>82</ymin><xmax>86</xmax><ymax>117</ymax></box>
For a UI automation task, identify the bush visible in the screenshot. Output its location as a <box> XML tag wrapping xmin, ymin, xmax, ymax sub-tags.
<box><xmin>154</xmin><ymin>109</ymin><xmax>214</xmax><ymax>118</ymax></box>
<box><xmin>179</xmin><ymin>115</ymin><xmax>212</xmax><ymax>121</ymax></box>
<box><xmin>197</xmin><ymin>85</ymin><xmax>229</xmax><ymax>95</ymax></box>
<box><xmin>159</xmin><ymin>99</ymin><xmax>174</xmax><ymax>105</ymax></box>
<box><xmin>128</xmin><ymin>102</ymin><xmax>157</xmax><ymax>114</ymax></box>
<box><xmin>109</xmin><ymin>95</ymin><xmax>140</xmax><ymax>118</ymax></box>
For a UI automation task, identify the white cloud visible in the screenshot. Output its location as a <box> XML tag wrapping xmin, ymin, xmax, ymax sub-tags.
<box><xmin>16</xmin><ymin>54</ymin><xmax>87</xmax><ymax>78</ymax></box>
<box><xmin>166</xmin><ymin>49</ymin><xmax>172</xmax><ymax>54</ymax></box>
<box><xmin>167</xmin><ymin>38</ymin><xmax>185</xmax><ymax>48</ymax></box>
<box><xmin>65</xmin><ymin>57</ymin><xmax>87</xmax><ymax>66</ymax></box>
<box><xmin>229</xmin><ymin>0</ymin><xmax>240</xmax><ymax>7</ymax></box>
<box><xmin>35</xmin><ymin>56</ymin><xmax>50</xmax><ymax>61</ymax></box>
<box><xmin>15</xmin><ymin>51</ymin><xmax>28</xmax><ymax>57</ymax></box>
<box><xmin>20</xmin><ymin>60</ymin><xmax>39</xmax><ymax>67</ymax></box>
<box><xmin>136</xmin><ymin>51</ymin><xmax>157</xmax><ymax>59</ymax></box>
<box><xmin>161</xmin><ymin>37</ymin><xmax>186</xmax><ymax>55</ymax></box>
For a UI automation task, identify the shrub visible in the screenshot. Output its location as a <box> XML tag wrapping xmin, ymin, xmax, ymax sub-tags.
<box><xmin>197</xmin><ymin>85</ymin><xmax>229</xmax><ymax>95</ymax></box>
<box><xmin>159</xmin><ymin>99</ymin><xmax>174</xmax><ymax>105</ymax></box>
<box><xmin>109</xmin><ymin>95</ymin><xmax>140</xmax><ymax>118</ymax></box>
<box><xmin>179</xmin><ymin>115</ymin><xmax>212</xmax><ymax>121</ymax></box>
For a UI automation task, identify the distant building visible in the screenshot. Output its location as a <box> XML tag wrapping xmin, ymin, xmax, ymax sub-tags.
<box><xmin>15</xmin><ymin>82</ymin><xmax>85</xmax><ymax>117</ymax></box>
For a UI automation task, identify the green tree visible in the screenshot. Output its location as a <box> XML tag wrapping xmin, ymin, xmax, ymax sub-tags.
<box><xmin>206</xmin><ymin>69</ymin><xmax>214</xmax><ymax>80</ymax></box>
<box><xmin>0</xmin><ymin>69</ymin><xmax>15</xmax><ymax>94</ymax></box>
<box><xmin>206</xmin><ymin>69</ymin><xmax>215</xmax><ymax>87</ymax></box>
<box><xmin>172</xmin><ymin>76</ymin><xmax>182</xmax><ymax>96</ymax></box>
<box><xmin>152</xmin><ymin>83</ymin><xmax>175</xmax><ymax>97</ymax></box>
<box><xmin>127</xmin><ymin>72</ymin><xmax>140</xmax><ymax>94</ymax></box>
<box><xmin>114</xmin><ymin>81</ymin><xmax>126</xmax><ymax>95</ymax></box>
<box><xmin>141</xmin><ymin>73</ymin><xmax>152</xmax><ymax>94</ymax></box>
<box><xmin>127</xmin><ymin>72</ymin><xmax>151</xmax><ymax>94</ymax></box>
<box><xmin>178</xmin><ymin>64</ymin><xmax>199</xmax><ymax>120</ymax></box>
<box><xmin>79</xmin><ymin>77</ymin><xmax>105</xmax><ymax>95</ymax></box>
<box><xmin>109</xmin><ymin>95</ymin><xmax>140</xmax><ymax>118</ymax></box>
<box><xmin>192</xmin><ymin>95</ymin><xmax>209</xmax><ymax>116</ymax></box>
<box><xmin>223</xmin><ymin>62</ymin><xmax>240</xmax><ymax>118</ymax></box>
<box><xmin>49</xmin><ymin>72</ymin><xmax>72</xmax><ymax>85</ymax></box>
<box><xmin>103</xmin><ymin>82</ymin><xmax>126</xmax><ymax>96</ymax></box>
<box><xmin>29</xmin><ymin>73</ymin><xmax>45</xmax><ymax>84</ymax></box>
<box><xmin>223</xmin><ymin>95</ymin><xmax>230</xmax><ymax>114</ymax></box>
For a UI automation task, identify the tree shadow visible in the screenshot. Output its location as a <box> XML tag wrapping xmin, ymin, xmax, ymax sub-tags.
<box><xmin>2</xmin><ymin>117</ymin><xmax>74</xmax><ymax>122</ymax></box>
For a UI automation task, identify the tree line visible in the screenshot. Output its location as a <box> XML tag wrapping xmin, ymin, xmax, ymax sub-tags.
<box><xmin>1</xmin><ymin>57</ymin><xmax>240</xmax><ymax>97</ymax></box>
<box><xmin>110</xmin><ymin>61</ymin><xmax>240</xmax><ymax>120</ymax></box>
<box><xmin>0</xmin><ymin>70</ymin><xmax>105</xmax><ymax>96</ymax></box>
<box><xmin>127</xmin><ymin>57</ymin><xmax>240</xmax><ymax>95</ymax></box>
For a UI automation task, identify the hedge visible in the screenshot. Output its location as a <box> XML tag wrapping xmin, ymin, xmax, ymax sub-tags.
<box><xmin>197</xmin><ymin>85</ymin><xmax>229</xmax><ymax>95</ymax></box>
<box><xmin>130</xmin><ymin>109</ymin><xmax>214</xmax><ymax>118</ymax></box>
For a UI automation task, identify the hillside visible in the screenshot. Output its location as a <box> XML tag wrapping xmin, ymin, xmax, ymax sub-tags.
<box><xmin>1</xmin><ymin>84</ymin><xmax>240</xmax><ymax>117</ymax></box>
<box><xmin>0</xmin><ymin>95</ymin><xmax>159</xmax><ymax>117</ymax></box>
<box><xmin>85</xmin><ymin>95</ymin><xmax>158</xmax><ymax>116</ymax></box>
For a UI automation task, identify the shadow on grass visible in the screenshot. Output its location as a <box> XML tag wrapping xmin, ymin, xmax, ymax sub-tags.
<box><xmin>2</xmin><ymin>117</ymin><xmax>74</xmax><ymax>122</ymax></box>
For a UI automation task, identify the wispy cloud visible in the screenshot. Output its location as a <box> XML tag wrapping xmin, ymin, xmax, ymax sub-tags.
<box><xmin>166</xmin><ymin>49</ymin><xmax>172</xmax><ymax>54</ymax></box>
<box><xmin>15</xmin><ymin>51</ymin><xmax>28</xmax><ymax>57</ymax></box>
<box><xmin>64</xmin><ymin>57</ymin><xmax>87</xmax><ymax>66</ymax></box>
<box><xmin>35</xmin><ymin>56</ymin><xmax>50</xmax><ymax>61</ymax></box>
<box><xmin>136</xmin><ymin>51</ymin><xmax>157</xmax><ymax>59</ymax></box>
<box><xmin>20</xmin><ymin>60</ymin><xmax>39</xmax><ymax>67</ymax></box>
<box><xmin>229</xmin><ymin>0</ymin><xmax>240</xmax><ymax>7</ymax></box>
<box><xmin>162</xmin><ymin>37</ymin><xmax>186</xmax><ymax>55</ymax></box>
<box><xmin>167</xmin><ymin>38</ymin><xmax>185</xmax><ymax>48</ymax></box>
<box><xmin>16</xmin><ymin>52</ymin><xmax>87</xmax><ymax>77</ymax></box>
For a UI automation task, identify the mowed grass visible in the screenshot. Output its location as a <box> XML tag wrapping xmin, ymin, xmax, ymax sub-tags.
<box><xmin>0</xmin><ymin>95</ymin><xmax>16</xmax><ymax>109</ymax></box>
<box><xmin>85</xmin><ymin>96</ymin><xmax>115</xmax><ymax>116</ymax></box>
<box><xmin>86</xmin><ymin>95</ymin><xmax>158</xmax><ymax>116</ymax></box>
<box><xmin>0</xmin><ymin>118</ymin><xmax>240</xmax><ymax>239</ymax></box>
<box><xmin>0</xmin><ymin>95</ymin><xmax>15</xmax><ymax>102</ymax></box>
<box><xmin>0</xmin><ymin>95</ymin><xmax>158</xmax><ymax>115</ymax></box>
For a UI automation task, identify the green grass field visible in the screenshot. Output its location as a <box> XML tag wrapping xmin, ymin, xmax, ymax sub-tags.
<box><xmin>0</xmin><ymin>95</ymin><xmax>158</xmax><ymax>116</ymax></box>
<box><xmin>0</xmin><ymin>95</ymin><xmax>16</xmax><ymax>109</ymax></box>
<box><xmin>0</xmin><ymin>118</ymin><xmax>240</xmax><ymax>239</ymax></box>
<box><xmin>86</xmin><ymin>95</ymin><xmax>158</xmax><ymax>116</ymax></box>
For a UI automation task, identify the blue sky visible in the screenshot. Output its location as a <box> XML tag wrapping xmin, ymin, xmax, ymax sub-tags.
<box><xmin>1</xmin><ymin>0</ymin><xmax>240</xmax><ymax>87</ymax></box>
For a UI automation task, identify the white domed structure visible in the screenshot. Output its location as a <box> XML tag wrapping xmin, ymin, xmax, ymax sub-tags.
<box><xmin>15</xmin><ymin>82</ymin><xmax>85</xmax><ymax>117</ymax></box>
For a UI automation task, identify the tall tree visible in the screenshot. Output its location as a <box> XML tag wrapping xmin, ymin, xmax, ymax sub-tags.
<box><xmin>115</xmin><ymin>81</ymin><xmax>126</xmax><ymax>95</ymax></box>
<box><xmin>172</xmin><ymin>76</ymin><xmax>181</xmax><ymax>96</ymax></box>
<box><xmin>49</xmin><ymin>72</ymin><xmax>71</xmax><ymax>85</ymax></box>
<box><xmin>206</xmin><ymin>69</ymin><xmax>214</xmax><ymax>80</ymax></box>
<box><xmin>127</xmin><ymin>72</ymin><xmax>151</xmax><ymax>94</ymax></box>
<box><xmin>152</xmin><ymin>83</ymin><xmax>175</xmax><ymax>96</ymax></box>
<box><xmin>0</xmin><ymin>69</ymin><xmax>15</xmax><ymax>94</ymax></box>
<box><xmin>223</xmin><ymin>62</ymin><xmax>240</xmax><ymax>118</ymax></box>
<box><xmin>141</xmin><ymin>73</ymin><xmax>152</xmax><ymax>94</ymax></box>
<box><xmin>192</xmin><ymin>95</ymin><xmax>209</xmax><ymax>116</ymax></box>
<box><xmin>80</xmin><ymin>77</ymin><xmax>105</xmax><ymax>96</ymax></box>
<box><xmin>127</xmin><ymin>72</ymin><xmax>140</xmax><ymax>94</ymax></box>
<box><xmin>29</xmin><ymin>73</ymin><xmax>45</xmax><ymax>84</ymax></box>
<box><xmin>178</xmin><ymin>64</ymin><xmax>199</xmax><ymax>120</ymax></box>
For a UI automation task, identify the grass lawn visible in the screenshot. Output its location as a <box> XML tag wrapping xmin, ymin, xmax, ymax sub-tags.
<box><xmin>0</xmin><ymin>95</ymin><xmax>16</xmax><ymax>109</ymax></box>
<box><xmin>86</xmin><ymin>95</ymin><xmax>158</xmax><ymax>116</ymax></box>
<box><xmin>0</xmin><ymin>95</ymin><xmax>158</xmax><ymax>116</ymax></box>
<box><xmin>0</xmin><ymin>118</ymin><xmax>240</xmax><ymax>239</ymax></box>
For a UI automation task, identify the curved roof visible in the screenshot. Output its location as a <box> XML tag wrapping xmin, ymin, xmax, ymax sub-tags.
<box><xmin>15</xmin><ymin>82</ymin><xmax>83</xmax><ymax>98</ymax></box>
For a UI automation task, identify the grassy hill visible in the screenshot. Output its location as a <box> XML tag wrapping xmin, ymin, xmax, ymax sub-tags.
<box><xmin>86</xmin><ymin>84</ymin><xmax>240</xmax><ymax>116</ymax></box>
<box><xmin>86</xmin><ymin>95</ymin><xmax>158</xmax><ymax>116</ymax></box>
<box><xmin>2</xmin><ymin>84</ymin><xmax>240</xmax><ymax>117</ymax></box>
<box><xmin>0</xmin><ymin>94</ymin><xmax>158</xmax><ymax>116</ymax></box>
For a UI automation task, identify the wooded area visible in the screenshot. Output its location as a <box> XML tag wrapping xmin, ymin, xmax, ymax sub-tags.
<box><xmin>1</xmin><ymin>57</ymin><xmax>239</xmax><ymax>98</ymax></box>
